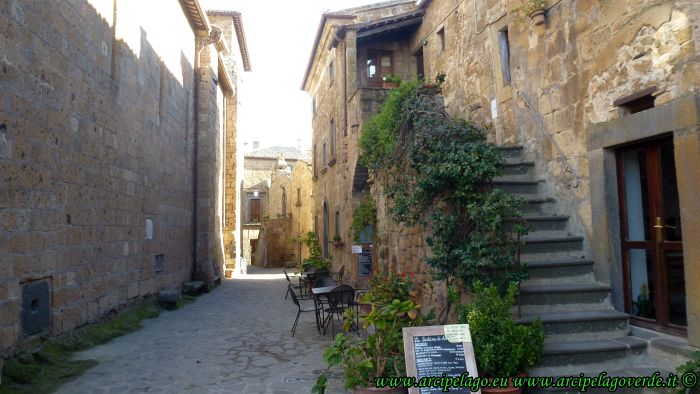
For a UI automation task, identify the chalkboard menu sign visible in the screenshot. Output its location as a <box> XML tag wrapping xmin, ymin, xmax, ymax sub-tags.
<box><xmin>403</xmin><ymin>325</ymin><xmax>480</xmax><ymax>394</ymax></box>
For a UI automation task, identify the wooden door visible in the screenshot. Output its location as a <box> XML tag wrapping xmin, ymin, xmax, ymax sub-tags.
<box><xmin>616</xmin><ymin>137</ymin><xmax>686</xmax><ymax>334</ymax></box>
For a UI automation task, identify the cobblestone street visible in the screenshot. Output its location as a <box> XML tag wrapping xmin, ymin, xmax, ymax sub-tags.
<box><xmin>57</xmin><ymin>267</ymin><xmax>347</xmax><ymax>394</ymax></box>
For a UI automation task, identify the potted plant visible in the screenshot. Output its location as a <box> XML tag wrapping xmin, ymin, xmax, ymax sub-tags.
<box><xmin>457</xmin><ymin>282</ymin><xmax>544</xmax><ymax>394</ymax></box>
<box><xmin>332</xmin><ymin>235</ymin><xmax>344</xmax><ymax>248</ymax></box>
<box><xmin>382</xmin><ymin>75</ymin><xmax>402</xmax><ymax>89</ymax></box>
<box><xmin>297</xmin><ymin>232</ymin><xmax>331</xmax><ymax>271</ymax></box>
<box><xmin>518</xmin><ymin>0</ymin><xmax>546</xmax><ymax>26</ymax></box>
<box><xmin>313</xmin><ymin>274</ymin><xmax>421</xmax><ymax>394</ymax></box>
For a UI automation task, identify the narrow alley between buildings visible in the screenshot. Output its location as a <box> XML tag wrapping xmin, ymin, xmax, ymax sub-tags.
<box><xmin>56</xmin><ymin>268</ymin><xmax>345</xmax><ymax>394</ymax></box>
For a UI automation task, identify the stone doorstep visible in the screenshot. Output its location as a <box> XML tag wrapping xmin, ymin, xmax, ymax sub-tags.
<box><xmin>631</xmin><ymin>325</ymin><xmax>700</xmax><ymax>362</ymax></box>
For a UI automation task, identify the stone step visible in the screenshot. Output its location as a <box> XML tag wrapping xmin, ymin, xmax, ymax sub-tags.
<box><xmin>502</xmin><ymin>160</ymin><xmax>536</xmax><ymax>176</ymax></box>
<box><xmin>520</xmin><ymin>236</ymin><xmax>584</xmax><ymax>254</ymax></box>
<box><xmin>519</xmin><ymin>282</ymin><xmax>612</xmax><ymax>314</ymax></box>
<box><xmin>505</xmin><ymin>215</ymin><xmax>570</xmax><ymax>234</ymax></box>
<box><xmin>498</xmin><ymin>145</ymin><xmax>524</xmax><ymax>159</ymax></box>
<box><xmin>531</xmin><ymin>336</ymin><xmax>647</xmax><ymax>376</ymax></box>
<box><xmin>519</xmin><ymin>310</ymin><xmax>630</xmax><ymax>343</ymax></box>
<box><xmin>525</xmin><ymin>258</ymin><xmax>596</xmax><ymax>284</ymax></box>
<box><xmin>493</xmin><ymin>178</ymin><xmax>541</xmax><ymax>194</ymax></box>
<box><xmin>519</xmin><ymin>196</ymin><xmax>558</xmax><ymax>215</ymax></box>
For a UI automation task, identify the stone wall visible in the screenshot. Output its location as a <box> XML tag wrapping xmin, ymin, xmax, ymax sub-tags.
<box><xmin>306</xmin><ymin>0</ymin><xmax>700</xmax><ymax>343</ymax></box>
<box><xmin>290</xmin><ymin>162</ymin><xmax>314</xmax><ymax>263</ymax></box>
<box><xmin>0</xmin><ymin>0</ymin><xmax>239</xmax><ymax>356</ymax></box>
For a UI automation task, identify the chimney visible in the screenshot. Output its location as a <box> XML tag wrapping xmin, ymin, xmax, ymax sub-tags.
<box><xmin>297</xmin><ymin>139</ymin><xmax>302</xmax><ymax>150</ymax></box>
<box><xmin>253</xmin><ymin>140</ymin><xmax>260</xmax><ymax>150</ymax></box>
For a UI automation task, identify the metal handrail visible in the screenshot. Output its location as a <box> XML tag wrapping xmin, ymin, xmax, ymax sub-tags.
<box><xmin>516</xmin><ymin>91</ymin><xmax>581</xmax><ymax>189</ymax></box>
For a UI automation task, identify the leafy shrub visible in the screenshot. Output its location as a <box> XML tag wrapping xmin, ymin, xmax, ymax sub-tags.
<box><xmin>297</xmin><ymin>232</ymin><xmax>331</xmax><ymax>271</ymax></box>
<box><xmin>350</xmin><ymin>198</ymin><xmax>377</xmax><ymax>242</ymax></box>
<box><xmin>458</xmin><ymin>282</ymin><xmax>544</xmax><ymax>377</ymax></box>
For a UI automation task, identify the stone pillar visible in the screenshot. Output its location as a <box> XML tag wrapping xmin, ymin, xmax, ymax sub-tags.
<box><xmin>194</xmin><ymin>42</ymin><xmax>220</xmax><ymax>289</ymax></box>
<box><xmin>345</xmin><ymin>30</ymin><xmax>358</xmax><ymax>98</ymax></box>
<box><xmin>673</xmin><ymin>127</ymin><xmax>700</xmax><ymax>347</ymax></box>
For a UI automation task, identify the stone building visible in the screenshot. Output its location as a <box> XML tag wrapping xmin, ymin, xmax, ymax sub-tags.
<box><xmin>240</xmin><ymin>147</ymin><xmax>310</xmax><ymax>267</ymax></box>
<box><xmin>0</xmin><ymin>0</ymin><xmax>249</xmax><ymax>359</ymax></box>
<box><xmin>254</xmin><ymin>156</ymin><xmax>314</xmax><ymax>267</ymax></box>
<box><xmin>304</xmin><ymin>0</ymin><xmax>700</xmax><ymax>375</ymax></box>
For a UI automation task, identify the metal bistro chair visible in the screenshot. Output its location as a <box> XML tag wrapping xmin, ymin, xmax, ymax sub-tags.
<box><xmin>288</xmin><ymin>285</ymin><xmax>320</xmax><ymax>337</ymax></box>
<box><xmin>284</xmin><ymin>269</ymin><xmax>306</xmax><ymax>300</ymax></box>
<box><xmin>332</xmin><ymin>265</ymin><xmax>345</xmax><ymax>283</ymax></box>
<box><xmin>322</xmin><ymin>285</ymin><xmax>357</xmax><ymax>337</ymax></box>
<box><xmin>312</xmin><ymin>277</ymin><xmax>337</xmax><ymax>330</ymax></box>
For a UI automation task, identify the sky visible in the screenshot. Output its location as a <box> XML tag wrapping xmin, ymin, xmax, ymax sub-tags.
<box><xmin>203</xmin><ymin>0</ymin><xmax>381</xmax><ymax>154</ymax></box>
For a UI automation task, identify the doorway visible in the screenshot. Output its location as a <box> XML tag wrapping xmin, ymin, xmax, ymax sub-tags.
<box><xmin>616</xmin><ymin>136</ymin><xmax>686</xmax><ymax>334</ymax></box>
<box><xmin>322</xmin><ymin>202</ymin><xmax>329</xmax><ymax>259</ymax></box>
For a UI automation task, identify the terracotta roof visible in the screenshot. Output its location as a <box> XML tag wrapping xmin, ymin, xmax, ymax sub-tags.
<box><xmin>179</xmin><ymin>0</ymin><xmax>210</xmax><ymax>34</ymax></box>
<box><xmin>245</xmin><ymin>147</ymin><xmax>310</xmax><ymax>162</ymax></box>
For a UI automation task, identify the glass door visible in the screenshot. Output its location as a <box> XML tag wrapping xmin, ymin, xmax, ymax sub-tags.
<box><xmin>616</xmin><ymin>137</ymin><xmax>686</xmax><ymax>334</ymax></box>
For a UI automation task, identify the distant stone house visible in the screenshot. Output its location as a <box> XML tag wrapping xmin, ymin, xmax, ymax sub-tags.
<box><xmin>303</xmin><ymin>0</ymin><xmax>700</xmax><ymax>375</ymax></box>
<box><xmin>240</xmin><ymin>147</ymin><xmax>311</xmax><ymax>267</ymax></box>
<box><xmin>0</xmin><ymin>0</ymin><xmax>249</xmax><ymax>359</ymax></box>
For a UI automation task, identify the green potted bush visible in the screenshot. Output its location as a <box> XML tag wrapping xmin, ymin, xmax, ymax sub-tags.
<box><xmin>382</xmin><ymin>75</ymin><xmax>402</xmax><ymax>89</ymax></box>
<box><xmin>458</xmin><ymin>282</ymin><xmax>544</xmax><ymax>394</ymax></box>
<box><xmin>313</xmin><ymin>274</ymin><xmax>420</xmax><ymax>394</ymax></box>
<box><xmin>296</xmin><ymin>232</ymin><xmax>331</xmax><ymax>271</ymax></box>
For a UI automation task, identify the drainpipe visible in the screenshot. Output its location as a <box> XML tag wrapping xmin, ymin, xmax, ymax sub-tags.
<box><xmin>192</xmin><ymin>27</ymin><xmax>223</xmax><ymax>280</ymax></box>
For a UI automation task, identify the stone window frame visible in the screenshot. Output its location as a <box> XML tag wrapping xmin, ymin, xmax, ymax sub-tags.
<box><xmin>498</xmin><ymin>27</ymin><xmax>511</xmax><ymax>86</ymax></box>
<box><xmin>489</xmin><ymin>15</ymin><xmax>513</xmax><ymax>105</ymax></box>
<box><xmin>437</xmin><ymin>26</ymin><xmax>445</xmax><ymax>52</ymax></box>
<box><xmin>329</xmin><ymin>118</ymin><xmax>337</xmax><ymax>166</ymax></box>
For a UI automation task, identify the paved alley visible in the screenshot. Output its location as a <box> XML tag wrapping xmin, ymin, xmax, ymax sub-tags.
<box><xmin>57</xmin><ymin>267</ymin><xmax>347</xmax><ymax>394</ymax></box>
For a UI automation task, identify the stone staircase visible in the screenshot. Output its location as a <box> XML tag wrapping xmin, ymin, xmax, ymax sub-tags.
<box><xmin>495</xmin><ymin>145</ymin><xmax>652</xmax><ymax>381</ymax></box>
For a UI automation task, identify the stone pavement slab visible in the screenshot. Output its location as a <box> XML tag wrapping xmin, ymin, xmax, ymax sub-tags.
<box><xmin>56</xmin><ymin>267</ymin><xmax>349</xmax><ymax>394</ymax></box>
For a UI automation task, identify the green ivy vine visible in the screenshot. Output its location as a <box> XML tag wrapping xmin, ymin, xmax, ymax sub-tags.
<box><xmin>350</xmin><ymin>198</ymin><xmax>377</xmax><ymax>242</ymax></box>
<box><xmin>359</xmin><ymin>76</ymin><xmax>528</xmax><ymax>317</ymax></box>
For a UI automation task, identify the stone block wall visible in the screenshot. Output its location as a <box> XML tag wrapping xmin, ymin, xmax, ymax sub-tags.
<box><xmin>0</xmin><ymin>0</ymin><xmax>236</xmax><ymax>356</ymax></box>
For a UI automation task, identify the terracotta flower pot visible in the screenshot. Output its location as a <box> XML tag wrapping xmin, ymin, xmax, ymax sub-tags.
<box><xmin>382</xmin><ymin>81</ymin><xmax>399</xmax><ymax>89</ymax></box>
<box><xmin>529</xmin><ymin>8</ymin><xmax>545</xmax><ymax>26</ymax></box>
<box><xmin>354</xmin><ymin>387</ymin><xmax>408</xmax><ymax>394</ymax></box>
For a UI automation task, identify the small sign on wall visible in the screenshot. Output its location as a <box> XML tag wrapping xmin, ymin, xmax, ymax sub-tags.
<box><xmin>351</xmin><ymin>245</ymin><xmax>363</xmax><ymax>254</ymax></box>
<box><xmin>403</xmin><ymin>325</ymin><xmax>480</xmax><ymax>394</ymax></box>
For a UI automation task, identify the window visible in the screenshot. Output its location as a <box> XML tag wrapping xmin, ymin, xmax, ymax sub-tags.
<box><xmin>437</xmin><ymin>27</ymin><xmax>445</xmax><ymax>52</ymax></box>
<box><xmin>250</xmin><ymin>198</ymin><xmax>261</xmax><ymax>223</ymax></box>
<box><xmin>312</xmin><ymin>97</ymin><xmax>317</xmax><ymax>117</ymax></box>
<box><xmin>335</xmin><ymin>210</ymin><xmax>340</xmax><ymax>238</ymax></box>
<box><xmin>498</xmin><ymin>28</ymin><xmax>511</xmax><ymax>85</ymax></box>
<box><xmin>322</xmin><ymin>142</ymin><xmax>327</xmax><ymax>168</ymax></box>
<box><xmin>415</xmin><ymin>49</ymin><xmax>425</xmax><ymax>80</ymax></box>
<box><xmin>330</xmin><ymin>119</ymin><xmax>336</xmax><ymax>157</ymax></box>
<box><xmin>296</xmin><ymin>188</ymin><xmax>301</xmax><ymax>206</ymax></box>
<box><xmin>366</xmin><ymin>50</ymin><xmax>393</xmax><ymax>87</ymax></box>
<box><xmin>614</xmin><ymin>88</ymin><xmax>657</xmax><ymax>115</ymax></box>
<box><xmin>329</xmin><ymin>60</ymin><xmax>334</xmax><ymax>82</ymax></box>
<box><xmin>313</xmin><ymin>144</ymin><xmax>318</xmax><ymax>177</ymax></box>
<box><xmin>281</xmin><ymin>189</ymin><xmax>287</xmax><ymax>217</ymax></box>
